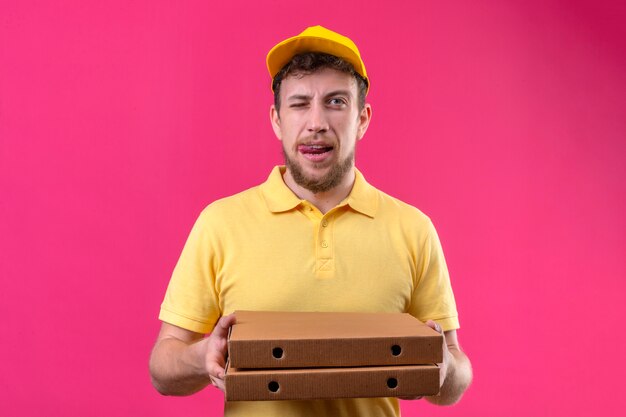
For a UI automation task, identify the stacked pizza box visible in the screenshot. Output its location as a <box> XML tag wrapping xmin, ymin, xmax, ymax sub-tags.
<box><xmin>225</xmin><ymin>310</ymin><xmax>442</xmax><ymax>401</ymax></box>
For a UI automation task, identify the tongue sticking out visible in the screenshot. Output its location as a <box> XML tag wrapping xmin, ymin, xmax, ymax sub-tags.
<box><xmin>299</xmin><ymin>145</ymin><xmax>333</xmax><ymax>155</ymax></box>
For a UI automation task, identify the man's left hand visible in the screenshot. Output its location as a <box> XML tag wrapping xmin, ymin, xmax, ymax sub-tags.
<box><xmin>424</xmin><ymin>319</ymin><xmax>451</xmax><ymax>388</ymax></box>
<box><xmin>400</xmin><ymin>320</ymin><xmax>472</xmax><ymax>404</ymax></box>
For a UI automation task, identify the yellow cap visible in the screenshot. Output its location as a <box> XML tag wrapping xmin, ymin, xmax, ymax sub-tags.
<box><xmin>266</xmin><ymin>25</ymin><xmax>369</xmax><ymax>93</ymax></box>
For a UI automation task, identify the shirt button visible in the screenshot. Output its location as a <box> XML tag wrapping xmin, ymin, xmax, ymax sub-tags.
<box><xmin>321</xmin><ymin>220</ymin><xmax>328</xmax><ymax>227</ymax></box>
<box><xmin>321</xmin><ymin>240</ymin><xmax>328</xmax><ymax>248</ymax></box>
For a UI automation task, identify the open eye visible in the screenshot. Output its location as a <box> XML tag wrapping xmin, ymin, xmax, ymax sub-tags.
<box><xmin>328</xmin><ymin>97</ymin><xmax>347</xmax><ymax>107</ymax></box>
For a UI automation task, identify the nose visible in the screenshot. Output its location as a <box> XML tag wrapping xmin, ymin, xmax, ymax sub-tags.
<box><xmin>306</xmin><ymin>102</ymin><xmax>329</xmax><ymax>134</ymax></box>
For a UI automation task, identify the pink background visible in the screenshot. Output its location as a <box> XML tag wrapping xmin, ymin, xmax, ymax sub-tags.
<box><xmin>1</xmin><ymin>1</ymin><xmax>625</xmax><ymax>416</ymax></box>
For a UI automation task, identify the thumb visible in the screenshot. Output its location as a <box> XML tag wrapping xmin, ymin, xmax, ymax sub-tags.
<box><xmin>425</xmin><ymin>320</ymin><xmax>442</xmax><ymax>334</ymax></box>
<box><xmin>210</xmin><ymin>313</ymin><xmax>237</xmax><ymax>340</ymax></box>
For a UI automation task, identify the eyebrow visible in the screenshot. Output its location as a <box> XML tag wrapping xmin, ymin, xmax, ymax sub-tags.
<box><xmin>286</xmin><ymin>94</ymin><xmax>312</xmax><ymax>102</ymax></box>
<box><xmin>286</xmin><ymin>90</ymin><xmax>353</xmax><ymax>102</ymax></box>
<box><xmin>324</xmin><ymin>90</ymin><xmax>353</xmax><ymax>99</ymax></box>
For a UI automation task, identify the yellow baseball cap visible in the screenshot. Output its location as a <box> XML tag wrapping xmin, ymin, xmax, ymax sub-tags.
<box><xmin>266</xmin><ymin>25</ymin><xmax>369</xmax><ymax>93</ymax></box>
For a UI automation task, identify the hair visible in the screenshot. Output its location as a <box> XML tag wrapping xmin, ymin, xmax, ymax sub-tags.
<box><xmin>272</xmin><ymin>52</ymin><xmax>368</xmax><ymax>114</ymax></box>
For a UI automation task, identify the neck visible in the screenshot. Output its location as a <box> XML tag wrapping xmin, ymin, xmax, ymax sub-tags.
<box><xmin>282</xmin><ymin>167</ymin><xmax>356</xmax><ymax>214</ymax></box>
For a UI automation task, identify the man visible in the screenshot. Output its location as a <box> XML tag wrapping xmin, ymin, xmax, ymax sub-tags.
<box><xmin>150</xmin><ymin>25</ymin><xmax>472</xmax><ymax>416</ymax></box>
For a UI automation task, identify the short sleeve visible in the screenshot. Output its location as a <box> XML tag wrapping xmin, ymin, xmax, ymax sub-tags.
<box><xmin>408</xmin><ymin>220</ymin><xmax>460</xmax><ymax>332</ymax></box>
<box><xmin>159</xmin><ymin>209</ymin><xmax>221</xmax><ymax>334</ymax></box>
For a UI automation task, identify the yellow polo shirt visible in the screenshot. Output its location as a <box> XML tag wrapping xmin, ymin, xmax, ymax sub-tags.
<box><xmin>159</xmin><ymin>166</ymin><xmax>459</xmax><ymax>417</ymax></box>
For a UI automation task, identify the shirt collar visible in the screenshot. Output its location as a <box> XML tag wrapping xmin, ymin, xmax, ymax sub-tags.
<box><xmin>260</xmin><ymin>165</ymin><xmax>378</xmax><ymax>218</ymax></box>
<box><xmin>344</xmin><ymin>168</ymin><xmax>378</xmax><ymax>218</ymax></box>
<box><xmin>260</xmin><ymin>166</ymin><xmax>303</xmax><ymax>213</ymax></box>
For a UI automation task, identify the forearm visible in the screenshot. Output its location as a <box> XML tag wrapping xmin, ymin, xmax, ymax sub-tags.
<box><xmin>426</xmin><ymin>347</ymin><xmax>473</xmax><ymax>405</ymax></box>
<box><xmin>149</xmin><ymin>337</ymin><xmax>210</xmax><ymax>396</ymax></box>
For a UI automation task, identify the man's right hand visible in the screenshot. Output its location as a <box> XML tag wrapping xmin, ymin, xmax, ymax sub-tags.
<box><xmin>203</xmin><ymin>314</ymin><xmax>237</xmax><ymax>392</ymax></box>
<box><xmin>149</xmin><ymin>314</ymin><xmax>236</xmax><ymax>396</ymax></box>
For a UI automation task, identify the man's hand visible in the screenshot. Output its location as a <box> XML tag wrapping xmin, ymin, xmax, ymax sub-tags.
<box><xmin>424</xmin><ymin>320</ymin><xmax>473</xmax><ymax>405</ymax></box>
<box><xmin>399</xmin><ymin>320</ymin><xmax>448</xmax><ymax>401</ymax></box>
<box><xmin>149</xmin><ymin>314</ymin><xmax>236</xmax><ymax>396</ymax></box>
<box><xmin>204</xmin><ymin>314</ymin><xmax>237</xmax><ymax>392</ymax></box>
<box><xmin>424</xmin><ymin>320</ymin><xmax>451</xmax><ymax>389</ymax></box>
<box><xmin>400</xmin><ymin>320</ymin><xmax>472</xmax><ymax>404</ymax></box>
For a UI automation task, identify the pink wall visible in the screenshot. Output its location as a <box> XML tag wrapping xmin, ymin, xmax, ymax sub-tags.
<box><xmin>1</xmin><ymin>1</ymin><xmax>625</xmax><ymax>416</ymax></box>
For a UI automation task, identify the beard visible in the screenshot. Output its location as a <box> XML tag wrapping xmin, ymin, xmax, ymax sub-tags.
<box><xmin>282</xmin><ymin>146</ymin><xmax>355</xmax><ymax>194</ymax></box>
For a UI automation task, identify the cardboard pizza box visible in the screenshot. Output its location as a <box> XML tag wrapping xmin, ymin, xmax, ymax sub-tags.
<box><xmin>227</xmin><ymin>311</ymin><xmax>443</xmax><ymax>369</ymax></box>
<box><xmin>224</xmin><ymin>362</ymin><xmax>440</xmax><ymax>401</ymax></box>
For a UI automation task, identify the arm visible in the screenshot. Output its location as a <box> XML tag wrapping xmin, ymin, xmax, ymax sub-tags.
<box><xmin>149</xmin><ymin>314</ymin><xmax>236</xmax><ymax>395</ymax></box>
<box><xmin>424</xmin><ymin>321</ymin><xmax>473</xmax><ymax>405</ymax></box>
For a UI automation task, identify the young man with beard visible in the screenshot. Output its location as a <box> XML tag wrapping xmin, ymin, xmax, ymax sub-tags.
<box><xmin>150</xmin><ymin>26</ymin><xmax>472</xmax><ymax>417</ymax></box>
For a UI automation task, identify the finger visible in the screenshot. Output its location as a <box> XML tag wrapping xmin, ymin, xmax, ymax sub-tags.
<box><xmin>207</xmin><ymin>361</ymin><xmax>226</xmax><ymax>380</ymax></box>
<box><xmin>398</xmin><ymin>395</ymin><xmax>423</xmax><ymax>400</ymax></box>
<box><xmin>425</xmin><ymin>320</ymin><xmax>442</xmax><ymax>334</ymax></box>
<box><xmin>211</xmin><ymin>314</ymin><xmax>237</xmax><ymax>339</ymax></box>
<box><xmin>206</xmin><ymin>314</ymin><xmax>237</xmax><ymax>354</ymax></box>
<box><xmin>209</xmin><ymin>374</ymin><xmax>226</xmax><ymax>392</ymax></box>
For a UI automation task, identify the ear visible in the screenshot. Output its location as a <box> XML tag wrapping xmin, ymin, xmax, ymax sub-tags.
<box><xmin>356</xmin><ymin>103</ymin><xmax>372</xmax><ymax>141</ymax></box>
<box><xmin>270</xmin><ymin>105</ymin><xmax>282</xmax><ymax>141</ymax></box>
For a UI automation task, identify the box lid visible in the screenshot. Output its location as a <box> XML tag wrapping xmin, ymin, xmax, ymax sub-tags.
<box><xmin>228</xmin><ymin>311</ymin><xmax>443</xmax><ymax>368</ymax></box>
